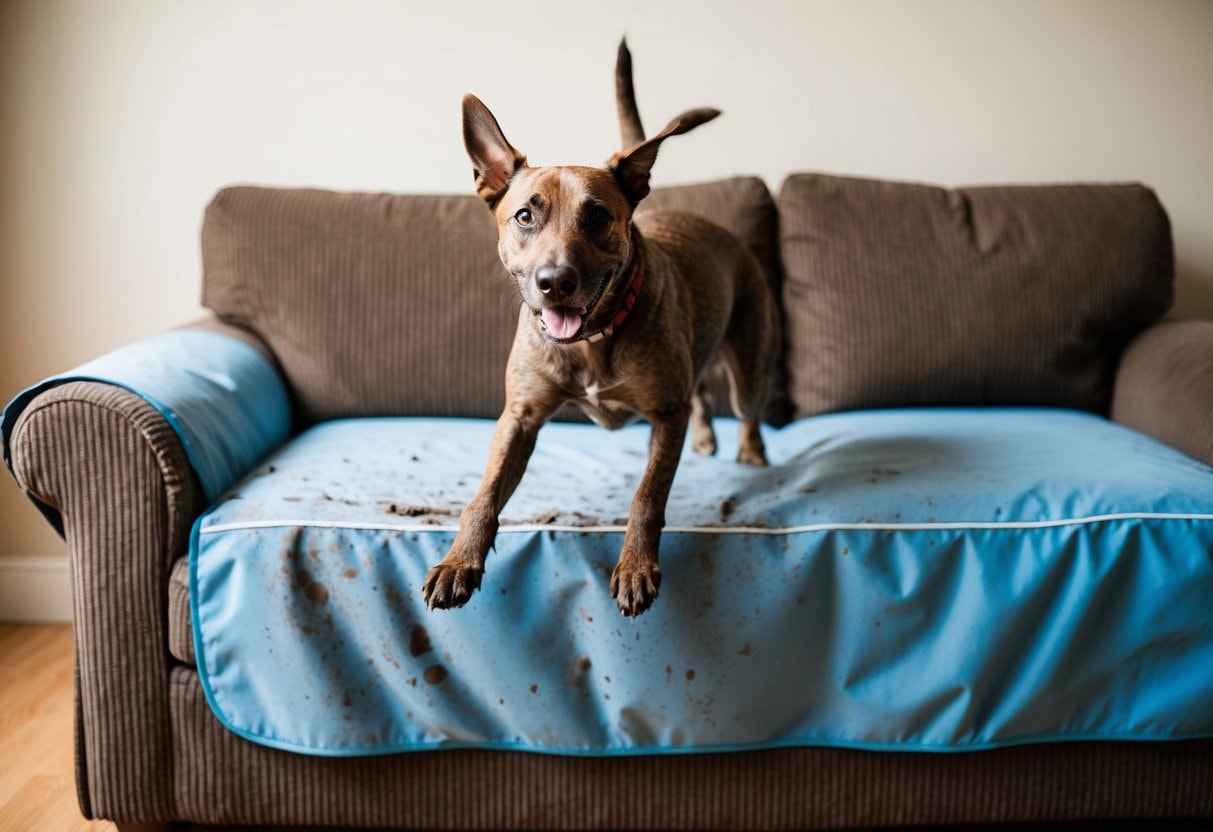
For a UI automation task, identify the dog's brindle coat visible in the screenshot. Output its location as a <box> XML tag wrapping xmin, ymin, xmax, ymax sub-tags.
<box><xmin>422</xmin><ymin>43</ymin><xmax>779</xmax><ymax>617</ymax></box>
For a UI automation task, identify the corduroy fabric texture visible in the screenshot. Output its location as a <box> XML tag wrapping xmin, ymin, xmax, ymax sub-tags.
<box><xmin>169</xmin><ymin>666</ymin><xmax>1212</xmax><ymax>828</ymax></box>
<box><xmin>1112</xmin><ymin>318</ymin><xmax>1213</xmax><ymax>466</ymax></box>
<box><xmin>201</xmin><ymin>178</ymin><xmax>789</xmax><ymax>426</ymax></box>
<box><xmin>168</xmin><ymin>555</ymin><xmax>194</xmax><ymax>666</ymax></box>
<box><xmin>8</xmin><ymin>381</ymin><xmax>205</xmax><ymax>823</ymax></box>
<box><xmin>779</xmin><ymin>173</ymin><xmax>1175</xmax><ymax>419</ymax></box>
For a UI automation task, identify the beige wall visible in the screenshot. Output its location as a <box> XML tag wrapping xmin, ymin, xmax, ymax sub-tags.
<box><xmin>2</xmin><ymin>0</ymin><xmax>1212</xmax><ymax>560</ymax></box>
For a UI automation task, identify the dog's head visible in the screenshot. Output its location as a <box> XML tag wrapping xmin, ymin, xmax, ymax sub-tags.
<box><xmin>461</xmin><ymin>93</ymin><xmax>718</xmax><ymax>343</ymax></box>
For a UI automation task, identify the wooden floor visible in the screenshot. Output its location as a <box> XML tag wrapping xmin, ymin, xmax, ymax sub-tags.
<box><xmin>1</xmin><ymin>624</ymin><xmax>1209</xmax><ymax>832</ymax></box>
<box><xmin>0</xmin><ymin>624</ymin><xmax>112</xmax><ymax>831</ymax></box>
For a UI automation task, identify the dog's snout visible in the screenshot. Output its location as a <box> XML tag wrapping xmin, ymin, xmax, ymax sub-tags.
<box><xmin>536</xmin><ymin>265</ymin><xmax>580</xmax><ymax>301</ymax></box>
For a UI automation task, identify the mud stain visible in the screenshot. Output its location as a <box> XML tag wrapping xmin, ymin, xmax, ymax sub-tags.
<box><xmin>303</xmin><ymin>581</ymin><xmax>329</xmax><ymax>605</ymax></box>
<box><xmin>423</xmin><ymin>664</ymin><xmax>448</xmax><ymax>685</ymax></box>
<box><xmin>386</xmin><ymin>503</ymin><xmax>461</xmax><ymax>518</ymax></box>
<box><xmin>409</xmin><ymin>625</ymin><xmax>433</xmax><ymax>657</ymax></box>
<box><xmin>501</xmin><ymin>511</ymin><xmax>603</xmax><ymax>527</ymax></box>
<box><xmin>720</xmin><ymin>497</ymin><xmax>737</xmax><ymax>521</ymax></box>
<box><xmin>569</xmin><ymin>655</ymin><xmax>593</xmax><ymax>692</ymax></box>
<box><xmin>343</xmin><ymin>568</ymin><xmax>358</xmax><ymax>578</ymax></box>
<box><xmin>685</xmin><ymin>668</ymin><xmax>696</xmax><ymax>682</ymax></box>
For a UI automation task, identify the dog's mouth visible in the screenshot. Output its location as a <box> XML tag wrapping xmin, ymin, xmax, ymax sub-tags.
<box><xmin>539</xmin><ymin>306</ymin><xmax>585</xmax><ymax>341</ymax></box>
<box><xmin>534</xmin><ymin>269</ymin><xmax>615</xmax><ymax>343</ymax></box>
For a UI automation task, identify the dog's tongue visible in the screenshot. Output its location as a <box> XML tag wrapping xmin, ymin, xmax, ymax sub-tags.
<box><xmin>541</xmin><ymin>306</ymin><xmax>582</xmax><ymax>340</ymax></box>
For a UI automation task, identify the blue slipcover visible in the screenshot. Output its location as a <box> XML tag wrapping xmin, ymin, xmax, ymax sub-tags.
<box><xmin>2</xmin><ymin>329</ymin><xmax>291</xmax><ymax>534</ymax></box>
<box><xmin>190</xmin><ymin>409</ymin><xmax>1213</xmax><ymax>757</ymax></box>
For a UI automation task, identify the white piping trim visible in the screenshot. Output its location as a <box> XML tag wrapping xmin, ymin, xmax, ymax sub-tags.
<box><xmin>197</xmin><ymin>512</ymin><xmax>1213</xmax><ymax>537</ymax></box>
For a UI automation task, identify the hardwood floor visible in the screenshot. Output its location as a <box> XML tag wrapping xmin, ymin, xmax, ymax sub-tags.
<box><xmin>0</xmin><ymin>624</ymin><xmax>1208</xmax><ymax>832</ymax></box>
<box><xmin>0</xmin><ymin>624</ymin><xmax>113</xmax><ymax>831</ymax></box>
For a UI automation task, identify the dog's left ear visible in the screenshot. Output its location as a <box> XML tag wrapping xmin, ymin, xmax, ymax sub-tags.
<box><xmin>607</xmin><ymin>107</ymin><xmax>720</xmax><ymax>206</ymax></box>
<box><xmin>462</xmin><ymin>94</ymin><xmax>528</xmax><ymax>207</ymax></box>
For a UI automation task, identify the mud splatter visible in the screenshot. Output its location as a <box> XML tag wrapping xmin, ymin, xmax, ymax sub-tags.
<box><xmin>720</xmin><ymin>497</ymin><xmax>737</xmax><ymax>521</ymax></box>
<box><xmin>342</xmin><ymin>692</ymin><xmax>352</xmax><ymax>707</ymax></box>
<box><xmin>738</xmin><ymin>642</ymin><xmax>752</xmax><ymax>656</ymax></box>
<box><xmin>386</xmin><ymin>503</ymin><xmax>460</xmax><ymax>518</ymax></box>
<box><xmin>502</xmin><ymin>511</ymin><xmax>603</xmax><ymax>527</ymax></box>
<box><xmin>530</xmin><ymin>684</ymin><xmax>539</xmax><ymax>694</ymax></box>
<box><xmin>409</xmin><ymin>625</ymin><xmax>433</xmax><ymax>658</ymax></box>
<box><xmin>685</xmin><ymin>668</ymin><xmax>696</xmax><ymax>682</ymax></box>
<box><xmin>304</xmin><ymin>582</ymin><xmax>329</xmax><ymax>605</ymax></box>
<box><xmin>343</xmin><ymin>568</ymin><xmax>358</xmax><ymax>579</ymax></box>
<box><xmin>569</xmin><ymin>656</ymin><xmax>593</xmax><ymax>692</ymax></box>
<box><xmin>423</xmin><ymin>664</ymin><xmax>448</xmax><ymax>684</ymax></box>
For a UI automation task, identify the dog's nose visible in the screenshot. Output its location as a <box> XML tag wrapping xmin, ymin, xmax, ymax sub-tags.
<box><xmin>536</xmin><ymin>265</ymin><xmax>580</xmax><ymax>301</ymax></box>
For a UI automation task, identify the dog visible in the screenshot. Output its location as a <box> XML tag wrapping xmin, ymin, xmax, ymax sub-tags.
<box><xmin>422</xmin><ymin>40</ymin><xmax>779</xmax><ymax>617</ymax></box>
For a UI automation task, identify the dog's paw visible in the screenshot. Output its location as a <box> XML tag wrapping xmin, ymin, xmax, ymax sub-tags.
<box><xmin>422</xmin><ymin>561</ymin><xmax>483</xmax><ymax>610</ymax></box>
<box><xmin>736</xmin><ymin>443</ymin><xmax>768</xmax><ymax>467</ymax></box>
<box><xmin>691</xmin><ymin>430</ymin><xmax>718</xmax><ymax>457</ymax></box>
<box><xmin>736</xmin><ymin>423</ymin><xmax>768</xmax><ymax>466</ymax></box>
<box><xmin>609</xmin><ymin>559</ymin><xmax>662</xmax><ymax>618</ymax></box>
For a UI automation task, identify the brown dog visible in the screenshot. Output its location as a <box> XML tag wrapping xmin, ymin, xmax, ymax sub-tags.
<box><xmin>422</xmin><ymin>41</ymin><xmax>779</xmax><ymax>617</ymax></box>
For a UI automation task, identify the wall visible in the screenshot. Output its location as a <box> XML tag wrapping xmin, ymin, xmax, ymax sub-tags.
<box><xmin>2</xmin><ymin>0</ymin><xmax>1211</xmax><ymax>615</ymax></box>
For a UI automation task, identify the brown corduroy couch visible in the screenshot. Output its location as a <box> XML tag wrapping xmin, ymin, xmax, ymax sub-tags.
<box><xmin>6</xmin><ymin>172</ymin><xmax>1213</xmax><ymax>830</ymax></box>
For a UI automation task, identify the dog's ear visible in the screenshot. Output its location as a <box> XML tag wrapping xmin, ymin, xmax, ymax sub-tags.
<box><xmin>462</xmin><ymin>94</ymin><xmax>527</xmax><ymax>207</ymax></box>
<box><xmin>607</xmin><ymin>107</ymin><xmax>720</xmax><ymax>206</ymax></box>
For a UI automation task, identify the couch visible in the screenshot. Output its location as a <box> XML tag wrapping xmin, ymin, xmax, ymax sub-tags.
<box><xmin>4</xmin><ymin>172</ymin><xmax>1213</xmax><ymax>830</ymax></box>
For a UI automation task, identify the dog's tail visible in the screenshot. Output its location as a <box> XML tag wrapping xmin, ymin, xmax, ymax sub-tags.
<box><xmin>615</xmin><ymin>37</ymin><xmax>646</xmax><ymax>149</ymax></box>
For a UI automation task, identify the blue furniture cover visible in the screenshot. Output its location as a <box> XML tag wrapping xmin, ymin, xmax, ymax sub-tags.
<box><xmin>190</xmin><ymin>409</ymin><xmax>1213</xmax><ymax>757</ymax></box>
<box><xmin>2</xmin><ymin>329</ymin><xmax>290</xmax><ymax>534</ymax></box>
<box><xmin>5</xmin><ymin>336</ymin><xmax>1211</xmax><ymax>757</ymax></box>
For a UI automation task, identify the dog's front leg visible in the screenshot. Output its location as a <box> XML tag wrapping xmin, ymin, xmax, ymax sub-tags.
<box><xmin>423</xmin><ymin>401</ymin><xmax>550</xmax><ymax>610</ymax></box>
<box><xmin>611</xmin><ymin>406</ymin><xmax>690</xmax><ymax>617</ymax></box>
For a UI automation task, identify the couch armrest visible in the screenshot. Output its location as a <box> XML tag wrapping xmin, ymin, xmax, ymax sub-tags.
<box><xmin>1111</xmin><ymin>319</ymin><xmax>1213</xmax><ymax>466</ymax></box>
<box><xmin>1</xmin><ymin>318</ymin><xmax>291</xmax><ymax>822</ymax></box>
<box><xmin>4</xmin><ymin>319</ymin><xmax>293</xmax><ymax>532</ymax></box>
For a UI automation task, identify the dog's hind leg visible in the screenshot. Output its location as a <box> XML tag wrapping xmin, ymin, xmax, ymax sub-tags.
<box><xmin>718</xmin><ymin>344</ymin><xmax>771</xmax><ymax>468</ymax></box>
<box><xmin>690</xmin><ymin>379</ymin><xmax>718</xmax><ymax>456</ymax></box>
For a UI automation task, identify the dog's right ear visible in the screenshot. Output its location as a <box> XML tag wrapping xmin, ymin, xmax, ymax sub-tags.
<box><xmin>607</xmin><ymin>107</ymin><xmax>720</xmax><ymax>207</ymax></box>
<box><xmin>462</xmin><ymin>94</ymin><xmax>527</xmax><ymax>207</ymax></box>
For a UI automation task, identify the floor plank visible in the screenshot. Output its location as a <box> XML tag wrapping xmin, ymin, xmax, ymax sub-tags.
<box><xmin>0</xmin><ymin>624</ymin><xmax>112</xmax><ymax>832</ymax></box>
<box><xmin>0</xmin><ymin>624</ymin><xmax>1208</xmax><ymax>831</ymax></box>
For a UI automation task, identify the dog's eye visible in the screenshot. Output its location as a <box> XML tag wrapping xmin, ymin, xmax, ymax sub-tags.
<box><xmin>585</xmin><ymin>205</ymin><xmax>611</xmax><ymax>228</ymax></box>
<box><xmin>514</xmin><ymin>208</ymin><xmax>534</xmax><ymax>227</ymax></box>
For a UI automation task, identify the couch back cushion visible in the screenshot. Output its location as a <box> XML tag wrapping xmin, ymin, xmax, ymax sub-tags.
<box><xmin>201</xmin><ymin>177</ymin><xmax>786</xmax><ymax>425</ymax></box>
<box><xmin>779</xmin><ymin>173</ymin><xmax>1174</xmax><ymax>419</ymax></box>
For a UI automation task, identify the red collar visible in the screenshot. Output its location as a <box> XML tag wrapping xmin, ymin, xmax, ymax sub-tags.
<box><xmin>582</xmin><ymin>259</ymin><xmax>645</xmax><ymax>343</ymax></box>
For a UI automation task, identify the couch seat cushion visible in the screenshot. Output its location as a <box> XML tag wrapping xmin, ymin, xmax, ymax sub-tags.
<box><xmin>189</xmin><ymin>409</ymin><xmax>1213</xmax><ymax>756</ymax></box>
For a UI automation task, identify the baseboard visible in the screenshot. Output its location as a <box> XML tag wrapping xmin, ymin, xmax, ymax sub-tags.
<box><xmin>0</xmin><ymin>554</ymin><xmax>73</xmax><ymax>623</ymax></box>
